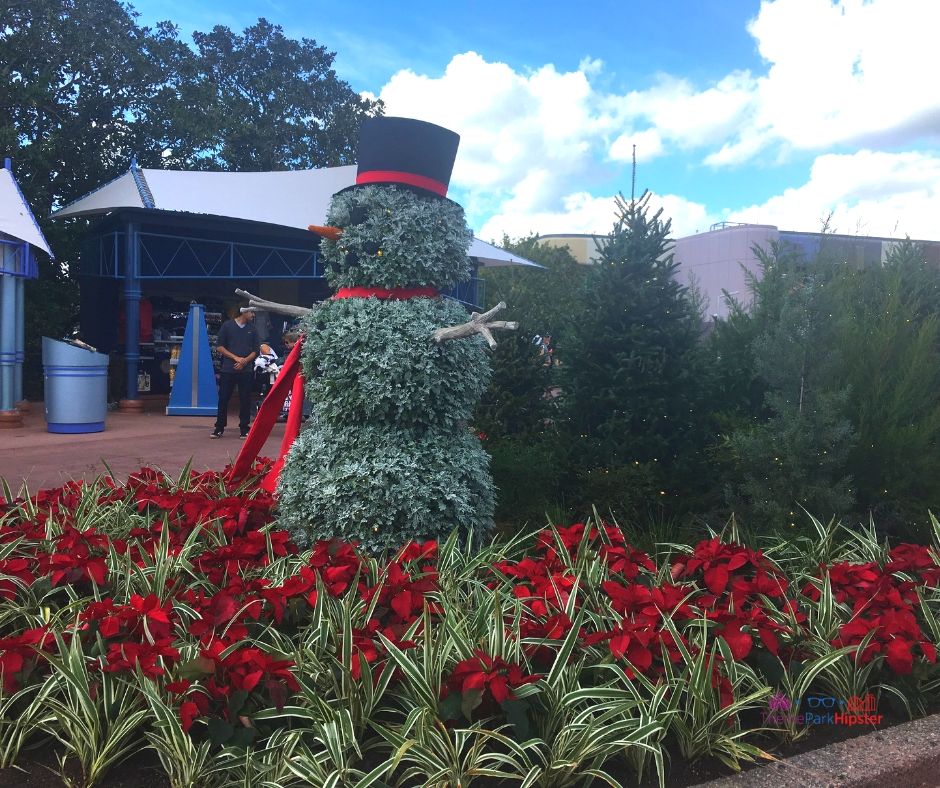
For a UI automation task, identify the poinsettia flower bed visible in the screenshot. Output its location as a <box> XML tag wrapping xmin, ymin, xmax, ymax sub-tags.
<box><xmin>1</xmin><ymin>463</ymin><xmax>940</xmax><ymax>787</ymax></box>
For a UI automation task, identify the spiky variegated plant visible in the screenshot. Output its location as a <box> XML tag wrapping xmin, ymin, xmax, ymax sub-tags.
<box><xmin>239</xmin><ymin>118</ymin><xmax>516</xmax><ymax>551</ymax></box>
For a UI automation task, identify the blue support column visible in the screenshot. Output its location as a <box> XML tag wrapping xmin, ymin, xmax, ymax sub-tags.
<box><xmin>0</xmin><ymin>262</ymin><xmax>21</xmax><ymax>427</ymax></box>
<box><xmin>14</xmin><ymin>254</ymin><xmax>25</xmax><ymax>405</ymax></box>
<box><xmin>121</xmin><ymin>221</ymin><xmax>142</xmax><ymax>410</ymax></box>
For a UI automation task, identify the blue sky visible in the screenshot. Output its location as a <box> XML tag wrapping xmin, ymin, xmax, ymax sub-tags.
<box><xmin>133</xmin><ymin>0</ymin><xmax>940</xmax><ymax>242</ymax></box>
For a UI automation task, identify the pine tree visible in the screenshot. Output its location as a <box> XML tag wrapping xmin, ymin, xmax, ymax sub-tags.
<box><xmin>719</xmin><ymin>243</ymin><xmax>856</xmax><ymax>526</ymax></box>
<box><xmin>560</xmin><ymin>191</ymin><xmax>709</xmax><ymax>513</ymax></box>
<box><xmin>476</xmin><ymin>236</ymin><xmax>583</xmax><ymax>441</ymax></box>
<box><xmin>829</xmin><ymin>238</ymin><xmax>940</xmax><ymax>534</ymax></box>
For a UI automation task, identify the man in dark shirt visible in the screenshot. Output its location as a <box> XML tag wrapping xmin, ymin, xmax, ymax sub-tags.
<box><xmin>211</xmin><ymin>308</ymin><xmax>260</xmax><ymax>438</ymax></box>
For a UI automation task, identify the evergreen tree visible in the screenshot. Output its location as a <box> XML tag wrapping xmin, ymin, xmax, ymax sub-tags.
<box><xmin>560</xmin><ymin>191</ymin><xmax>709</xmax><ymax>515</ymax></box>
<box><xmin>472</xmin><ymin>238</ymin><xmax>585</xmax><ymax>525</ymax></box>
<box><xmin>476</xmin><ymin>236</ymin><xmax>583</xmax><ymax>441</ymax></box>
<box><xmin>719</xmin><ymin>243</ymin><xmax>856</xmax><ymax>526</ymax></box>
<box><xmin>829</xmin><ymin>238</ymin><xmax>940</xmax><ymax>533</ymax></box>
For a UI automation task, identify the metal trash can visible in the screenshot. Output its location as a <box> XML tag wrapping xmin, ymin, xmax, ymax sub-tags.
<box><xmin>42</xmin><ymin>337</ymin><xmax>108</xmax><ymax>433</ymax></box>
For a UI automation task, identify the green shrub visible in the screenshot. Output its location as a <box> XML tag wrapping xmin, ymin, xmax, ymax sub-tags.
<box><xmin>488</xmin><ymin>436</ymin><xmax>566</xmax><ymax>531</ymax></box>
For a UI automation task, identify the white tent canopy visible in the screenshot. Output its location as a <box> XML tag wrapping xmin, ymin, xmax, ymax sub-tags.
<box><xmin>53</xmin><ymin>164</ymin><xmax>542</xmax><ymax>268</ymax></box>
<box><xmin>1</xmin><ymin>167</ymin><xmax>52</xmax><ymax>256</ymax></box>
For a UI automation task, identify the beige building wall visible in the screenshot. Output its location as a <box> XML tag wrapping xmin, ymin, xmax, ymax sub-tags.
<box><xmin>538</xmin><ymin>234</ymin><xmax>604</xmax><ymax>265</ymax></box>
<box><xmin>673</xmin><ymin>224</ymin><xmax>779</xmax><ymax>319</ymax></box>
<box><xmin>539</xmin><ymin>222</ymin><xmax>940</xmax><ymax>322</ymax></box>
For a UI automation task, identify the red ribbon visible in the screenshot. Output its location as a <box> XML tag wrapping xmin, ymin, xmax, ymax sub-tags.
<box><xmin>333</xmin><ymin>286</ymin><xmax>439</xmax><ymax>300</ymax></box>
<box><xmin>355</xmin><ymin>169</ymin><xmax>448</xmax><ymax>197</ymax></box>
<box><xmin>228</xmin><ymin>338</ymin><xmax>306</xmax><ymax>492</ymax></box>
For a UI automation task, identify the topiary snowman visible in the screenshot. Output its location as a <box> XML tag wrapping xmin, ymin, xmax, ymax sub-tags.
<box><xmin>235</xmin><ymin>117</ymin><xmax>516</xmax><ymax>551</ymax></box>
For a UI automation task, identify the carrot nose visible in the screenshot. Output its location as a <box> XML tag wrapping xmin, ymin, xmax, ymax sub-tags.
<box><xmin>308</xmin><ymin>224</ymin><xmax>343</xmax><ymax>241</ymax></box>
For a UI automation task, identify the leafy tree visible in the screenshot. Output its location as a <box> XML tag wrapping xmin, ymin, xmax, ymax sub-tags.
<box><xmin>481</xmin><ymin>235</ymin><xmax>586</xmax><ymax>347</ymax></box>
<box><xmin>1</xmin><ymin>2</ymin><xmax>381</xmax><ymax>395</ymax></box>
<box><xmin>475</xmin><ymin>334</ymin><xmax>549</xmax><ymax>441</ymax></box>
<box><xmin>157</xmin><ymin>18</ymin><xmax>381</xmax><ymax>171</ymax></box>
<box><xmin>0</xmin><ymin>1</ymin><xmax>179</xmax><ymax>214</ymax></box>
<box><xmin>476</xmin><ymin>236</ymin><xmax>583</xmax><ymax>439</ymax></box>
<box><xmin>1</xmin><ymin>0</ymin><xmax>182</xmax><ymax>395</ymax></box>
<box><xmin>560</xmin><ymin>191</ymin><xmax>709</xmax><ymax>505</ymax></box>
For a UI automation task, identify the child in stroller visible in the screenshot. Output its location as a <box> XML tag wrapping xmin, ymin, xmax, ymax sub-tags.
<box><xmin>253</xmin><ymin>332</ymin><xmax>302</xmax><ymax>422</ymax></box>
<box><xmin>253</xmin><ymin>342</ymin><xmax>287</xmax><ymax>421</ymax></box>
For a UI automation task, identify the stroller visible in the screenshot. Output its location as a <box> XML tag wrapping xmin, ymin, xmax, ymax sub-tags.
<box><xmin>254</xmin><ymin>346</ymin><xmax>290</xmax><ymax>421</ymax></box>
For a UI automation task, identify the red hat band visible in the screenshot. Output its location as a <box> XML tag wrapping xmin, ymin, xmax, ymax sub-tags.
<box><xmin>355</xmin><ymin>169</ymin><xmax>449</xmax><ymax>197</ymax></box>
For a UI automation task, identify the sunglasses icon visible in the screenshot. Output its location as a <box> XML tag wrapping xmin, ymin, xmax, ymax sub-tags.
<box><xmin>806</xmin><ymin>696</ymin><xmax>837</xmax><ymax>709</ymax></box>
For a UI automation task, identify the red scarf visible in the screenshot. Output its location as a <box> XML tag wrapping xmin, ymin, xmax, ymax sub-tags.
<box><xmin>229</xmin><ymin>286</ymin><xmax>439</xmax><ymax>491</ymax></box>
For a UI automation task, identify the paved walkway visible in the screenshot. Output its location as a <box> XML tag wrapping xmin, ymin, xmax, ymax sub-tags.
<box><xmin>0</xmin><ymin>402</ymin><xmax>286</xmax><ymax>495</ymax></box>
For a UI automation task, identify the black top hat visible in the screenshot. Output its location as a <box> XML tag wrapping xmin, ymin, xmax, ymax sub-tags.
<box><xmin>352</xmin><ymin>116</ymin><xmax>460</xmax><ymax>199</ymax></box>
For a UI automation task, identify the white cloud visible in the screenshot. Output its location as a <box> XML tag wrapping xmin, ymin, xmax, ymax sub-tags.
<box><xmin>379</xmin><ymin>51</ymin><xmax>611</xmax><ymax>211</ymax></box>
<box><xmin>708</xmin><ymin>0</ymin><xmax>940</xmax><ymax>164</ymax></box>
<box><xmin>610</xmin><ymin>72</ymin><xmax>758</xmax><ymax>154</ymax></box>
<box><xmin>373</xmin><ymin>2</ymin><xmax>940</xmax><ymax>247</ymax></box>
<box><xmin>729</xmin><ymin>150</ymin><xmax>940</xmax><ymax>237</ymax></box>
<box><xmin>478</xmin><ymin>190</ymin><xmax>715</xmax><ymax>242</ymax></box>
<box><xmin>609</xmin><ymin>129</ymin><xmax>665</xmax><ymax>162</ymax></box>
<box><xmin>378</xmin><ymin>52</ymin><xmax>717</xmax><ymax>240</ymax></box>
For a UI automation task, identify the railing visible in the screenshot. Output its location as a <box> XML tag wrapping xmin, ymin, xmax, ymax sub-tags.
<box><xmin>82</xmin><ymin>230</ymin><xmax>322</xmax><ymax>279</ymax></box>
<box><xmin>81</xmin><ymin>228</ymin><xmax>484</xmax><ymax>308</ymax></box>
<box><xmin>0</xmin><ymin>239</ymin><xmax>37</xmax><ymax>278</ymax></box>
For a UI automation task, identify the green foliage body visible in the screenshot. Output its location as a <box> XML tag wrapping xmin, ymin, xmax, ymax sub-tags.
<box><xmin>277</xmin><ymin>187</ymin><xmax>495</xmax><ymax>550</ymax></box>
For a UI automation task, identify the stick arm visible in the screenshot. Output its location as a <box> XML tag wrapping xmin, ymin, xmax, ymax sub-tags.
<box><xmin>235</xmin><ymin>288</ymin><xmax>312</xmax><ymax>318</ymax></box>
<box><xmin>432</xmin><ymin>301</ymin><xmax>518</xmax><ymax>349</ymax></box>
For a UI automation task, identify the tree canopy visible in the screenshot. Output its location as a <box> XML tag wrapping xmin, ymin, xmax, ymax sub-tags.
<box><xmin>1</xmin><ymin>0</ymin><xmax>381</xmax><ymax>397</ymax></box>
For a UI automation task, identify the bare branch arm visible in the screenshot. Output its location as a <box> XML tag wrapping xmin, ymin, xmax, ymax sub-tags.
<box><xmin>235</xmin><ymin>288</ymin><xmax>312</xmax><ymax>318</ymax></box>
<box><xmin>433</xmin><ymin>301</ymin><xmax>518</xmax><ymax>349</ymax></box>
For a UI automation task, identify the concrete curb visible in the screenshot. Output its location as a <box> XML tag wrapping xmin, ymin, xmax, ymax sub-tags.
<box><xmin>695</xmin><ymin>713</ymin><xmax>940</xmax><ymax>787</ymax></box>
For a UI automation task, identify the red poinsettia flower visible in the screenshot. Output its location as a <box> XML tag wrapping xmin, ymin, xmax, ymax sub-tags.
<box><xmin>102</xmin><ymin>638</ymin><xmax>180</xmax><ymax>679</ymax></box>
<box><xmin>886</xmin><ymin>544</ymin><xmax>940</xmax><ymax>586</ymax></box>
<box><xmin>447</xmin><ymin>650</ymin><xmax>540</xmax><ymax>704</ymax></box>
<box><xmin>43</xmin><ymin>526</ymin><xmax>110</xmax><ymax>587</ymax></box>
<box><xmin>0</xmin><ymin>557</ymin><xmax>36</xmax><ymax>600</ymax></box>
<box><xmin>598</xmin><ymin>544</ymin><xmax>655</xmax><ymax>579</ymax></box>
<box><xmin>601</xmin><ymin>581</ymin><xmax>654</xmax><ymax>618</ymax></box>
<box><xmin>671</xmin><ymin>538</ymin><xmax>771</xmax><ymax>596</ymax></box>
<box><xmin>0</xmin><ymin>627</ymin><xmax>55</xmax><ymax>692</ymax></box>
